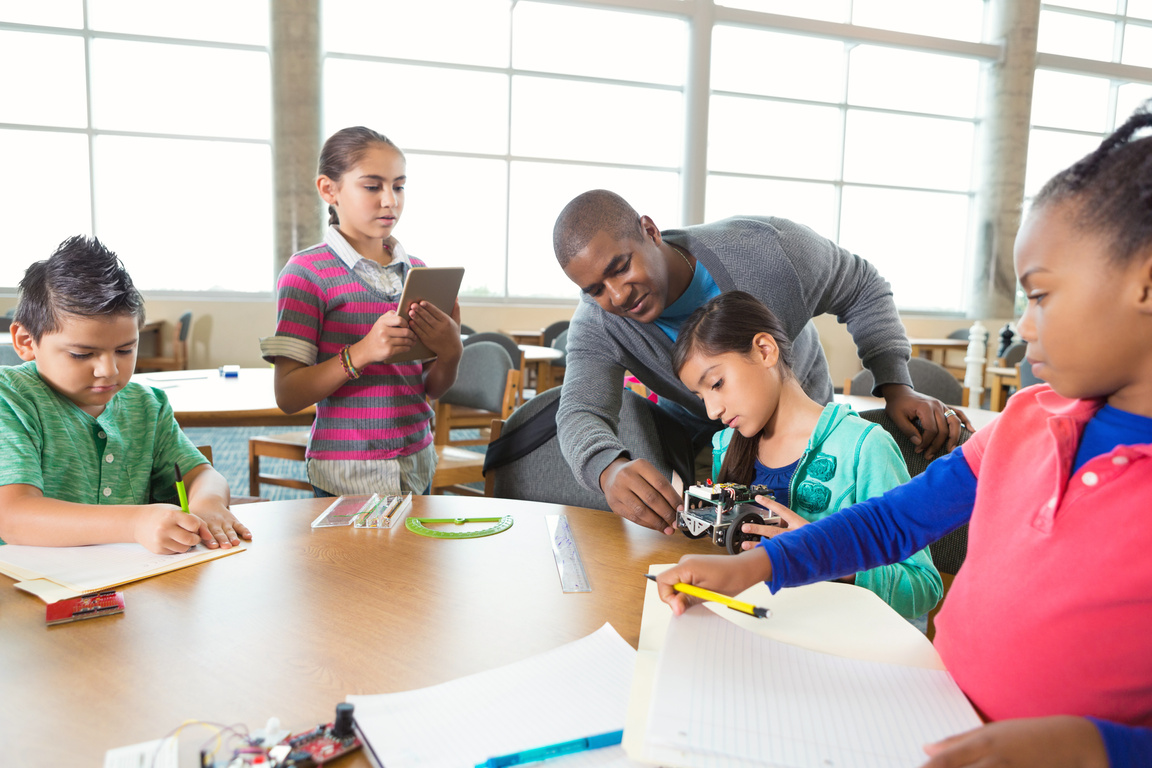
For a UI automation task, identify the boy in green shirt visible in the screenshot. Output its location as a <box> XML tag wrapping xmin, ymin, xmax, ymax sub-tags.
<box><xmin>0</xmin><ymin>236</ymin><xmax>252</xmax><ymax>554</ymax></box>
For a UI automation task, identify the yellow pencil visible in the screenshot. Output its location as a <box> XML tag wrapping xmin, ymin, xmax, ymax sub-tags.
<box><xmin>646</xmin><ymin>574</ymin><xmax>770</xmax><ymax>619</ymax></box>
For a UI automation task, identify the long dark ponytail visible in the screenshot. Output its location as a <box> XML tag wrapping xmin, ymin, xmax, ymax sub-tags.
<box><xmin>672</xmin><ymin>291</ymin><xmax>794</xmax><ymax>485</ymax></box>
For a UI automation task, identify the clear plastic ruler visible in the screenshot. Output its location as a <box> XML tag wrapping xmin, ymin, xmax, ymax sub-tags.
<box><xmin>546</xmin><ymin>514</ymin><xmax>591</xmax><ymax>593</ymax></box>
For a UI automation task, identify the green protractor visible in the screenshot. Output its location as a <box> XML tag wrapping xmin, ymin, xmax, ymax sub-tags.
<box><xmin>405</xmin><ymin>516</ymin><xmax>514</xmax><ymax>539</ymax></box>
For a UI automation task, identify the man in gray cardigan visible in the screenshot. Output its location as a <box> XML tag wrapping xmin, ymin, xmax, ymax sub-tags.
<box><xmin>554</xmin><ymin>189</ymin><xmax>971</xmax><ymax>533</ymax></box>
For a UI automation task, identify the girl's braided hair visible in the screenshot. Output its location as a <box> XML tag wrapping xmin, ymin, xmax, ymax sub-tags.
<box><xmin>1033</xmin><ymin>100</ymin><xmax>1152</xmax><ymax>265</ymax></box>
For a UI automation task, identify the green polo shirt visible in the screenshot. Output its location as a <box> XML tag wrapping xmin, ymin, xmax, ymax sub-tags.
<box><xmin>0</xmin><ymin>362</ymin><xmax>208</xmax><ymax>543</ymax></box>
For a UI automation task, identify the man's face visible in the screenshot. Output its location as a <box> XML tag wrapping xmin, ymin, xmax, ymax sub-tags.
<box><xmin>561</xmin><ymin>219</ymin><xmax>672</xmax><ymax>323</ymax></box>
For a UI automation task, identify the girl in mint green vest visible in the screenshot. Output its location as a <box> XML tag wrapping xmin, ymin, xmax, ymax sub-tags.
<box><xmin>673</xmin><ymin>292</ymin><xmax>940</xmax><ymax>625</ymax></box>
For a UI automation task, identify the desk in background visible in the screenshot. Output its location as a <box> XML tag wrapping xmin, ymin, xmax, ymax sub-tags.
<box><xmin>908</xmin><ymin>337</ymin><xmax>972</xmax><ymax>381</ymax></box>
<box><xmin>504</xmin><ymin>328</ymin><xmax>545</xmax><ymax>347</ymax></box>
<box><xmin>0</xmin><ymin>496</ymin><xmax>716</xmax><ymax>765</ymax></box>
<box><xmin>835</xmin><ymin>393</ymin><xmax>998</xmax><ymax>432</ymax></box>
<box><xmin>132</xmin><ymin>367</ymin><xmax>315</xmax><ymax>428</ymax></box>
<box><xmin>986</xmin><ymin>365</ymin><xmax>1020</xmax><ymax>412</ymax></box>
<box><xmin>519</xmin><ymin>343</ymin><xmax>564</xmax><ymax>394</ymax></box>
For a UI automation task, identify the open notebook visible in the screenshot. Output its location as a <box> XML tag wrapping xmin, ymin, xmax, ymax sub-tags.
<box><xmin>0</xmin><ymin>541</ymin><xmax>245</xmax><ymax>603</ymax></box>
<box><xmin>626</xmin><ymin>567</ymin><xmax>981</xmax><ymax>768</ymax></box>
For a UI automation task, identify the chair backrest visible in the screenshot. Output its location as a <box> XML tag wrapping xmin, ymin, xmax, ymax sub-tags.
<box><xmin>849</xmin><ymin>358</ymin><xmax>964</xmax><ymax>405</ymax></box>
<box><xmin>174</xmin><ymin>311</ymin><xmax>192</xmax><ymax>368</ymax></box>
<box><xmin>463</xmin><ymin>331</ymin><xmax>521</xmax><ymax>367</ymax></box>
<box><xmin>484</xmin><ymin>387</ymin><xmax>694</xmax><ymax>511</ymax></box>
<box><xmin>998</xmin><ymin>341</ymin><xmax>1026</xmax><ymax>367</ymax></box>
<box><xmin>176</xmin><ymin>311</ymin><xmax>193</xmax><ymax>342</ymax></box>
<box><xmin>550</xmin><ymin>329</ymin><xmax>568</xmax><ymax>367</ymax></box>
<box><xmin>440</xmin><ymin>341</ymin><xmax>515</xmax><ymax>413</ymax></box>
<box><xmin>1018</xmin><ymin>358</ymin><xmax>1043</xmax><ymax>388</ymax></box>
<box><xmin>541</xmin><ymin>320</ymin><xmax>570</xmax><ymax>348</ymax></box>
<box><xmin>857</xmin><ymin>408</ymin><xmax>972</xmax><ymax>574</ymax></box>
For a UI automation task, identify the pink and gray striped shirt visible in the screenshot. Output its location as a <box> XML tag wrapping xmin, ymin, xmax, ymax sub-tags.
<box><xmin>262</xmin><ymin>241</ymin><xmax>432</xmax><ymax>462</ymax></box>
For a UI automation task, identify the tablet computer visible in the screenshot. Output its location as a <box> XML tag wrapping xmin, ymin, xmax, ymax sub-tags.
<box><xmin>390</xmin><ymin>266</ymin><xmax>465</xmax><ymax>363</ymax></box>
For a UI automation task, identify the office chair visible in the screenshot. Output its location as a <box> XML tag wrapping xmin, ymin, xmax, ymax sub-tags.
<box><xmin>857</xmin><ymin>408</ymin><xmax>973</xmax><ymax>639</ymax></box>
<box><xmin>482</xmin><ymin>387</ymin><xmax>693</xmax><ymax>510</ymax></box>
<box><xmin>434</xmin><ymin>341</ymin><xmax>521</xmax><ymax>447</ymax></box>
<box><xmin>846</xmin><ymin>358</ymin><xmax>966</xmax><ymax>406</ymax></box>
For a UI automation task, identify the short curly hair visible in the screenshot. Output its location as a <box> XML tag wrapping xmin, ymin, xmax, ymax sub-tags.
<box><xmin>552</xmin><ymin>189</ymin><xmax>646</xmax><ymax>268</ymax></box>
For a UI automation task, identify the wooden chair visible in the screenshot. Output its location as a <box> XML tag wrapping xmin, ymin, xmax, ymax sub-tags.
<box><xmin>247</xmin><ymin>431</ymin><xmax>311</xmax><ymax>496</ymax></box>
<box><xmin>857</xmin><ymin>409</ymin><xmax>973</xmax><ymax>640</ymax></box>
<box><xmin>430</xmin><ymin>445</ymin><xmax>489</xmax><ymax>496</ymax></box>
<box><xmin>136</xmin><ymin>312</ymin><xmax>192</xmax><ymax>372</ymax></box>
<box><xmin>462</xmin><ymin>332</ymin><xmax>526</xmax><ymax>400</ymax></box>
<box><xmin>433</xmin><ymin>341</ymin><xmax>521</xmax><ymax>447</ymax></box>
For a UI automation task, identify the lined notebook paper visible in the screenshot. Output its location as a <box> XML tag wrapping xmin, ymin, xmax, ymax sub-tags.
<box><xmin>348</xmin><ymin>623</ymin><xmax>646</xmax><ymax>768</ymax></box>
<box><xmin>643</xmin><ymin>607</ymin><xmax>981</xmax><ymax>768</ymax></box>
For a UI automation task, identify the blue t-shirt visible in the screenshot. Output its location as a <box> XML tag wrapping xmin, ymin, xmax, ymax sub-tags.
<box><xmin>654</xmin><ymin>261</ymin><xmax>721</xmax><ymax>342</ymax></box>
<box><xmin>1074</xmin><ymin>404</ymin><xmax>1152</xmax><ymax>472</ymax></box>
<box><xmin>752</xmin><ymin>457</ymin><xmax>800</xmax><ymax>508</ymax></box>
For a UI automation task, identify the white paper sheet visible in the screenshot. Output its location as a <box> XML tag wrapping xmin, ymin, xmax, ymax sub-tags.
<box><xmin>643</xmin><ymin>607</ymin><xmax>981</xmax><ymax>768</ymax></box>
<box><xmin>348</xmin><ymin>623</ymin><xmax>648</xmax><ymax>768</ymax></box>
<box><xmin>0</xmin><ymin>541</ymin><xmax>244</xmax><ymax>601</ymax></box>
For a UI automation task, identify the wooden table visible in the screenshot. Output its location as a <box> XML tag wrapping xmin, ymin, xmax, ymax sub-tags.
<box><xmin>132</xmin><ymin>367</ymin><xmax>315</xmax><ymax>428</ymax></box>
<box><xmin>0</xmin><ymin>496</ymin><xmax>716</xmax><ymax>765</ymax></box>
<box><xmin>835</xmin><ymin>393</ymin><xmax>999</xmax><ymax>432</ymax></box>
<box><xmin>909</xmin><ymin>337</ymin><xmax>971</xmax><ymax>380</ymax></box>
<box><xmin>519</xmin><ymin>343</ymin><xmax>564</xmax><ymax>394</ymax></box>
<box><xmin>986</xmin><ymin>365</ymin><xmax>1020</xmax><ymax>412</ymax></box>
<box><xmin>504</xmin><ymin>329</ymin><xmax>545</xmax><ymax>347</ymax></box>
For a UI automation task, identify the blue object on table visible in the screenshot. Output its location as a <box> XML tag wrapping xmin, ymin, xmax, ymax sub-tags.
<box><xmin>477</xmin><ymin>729</ymin><xmax>624</xmax><ymax>767</ymax></box>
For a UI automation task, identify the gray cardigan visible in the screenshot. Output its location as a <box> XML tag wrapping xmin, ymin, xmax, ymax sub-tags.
<box><xmin>556</xmin><ymin>215</ymin><xmax>914</xmax><ymax>493</ymax></box>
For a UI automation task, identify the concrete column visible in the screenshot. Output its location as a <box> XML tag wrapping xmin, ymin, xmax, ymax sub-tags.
<box><xmin>271</xmin><ymin>0</ymin><xmax>323</xmax><ymax>276</ymax></box>
<box><xmin>680</xmin><ymin>1</ymin><xmax>713</xmax><ymax>226</ymax></box>
<box><xmin>969</xmin><ymin>0</ymin><xmax>1040</xmax><ymax>318</ymax></box>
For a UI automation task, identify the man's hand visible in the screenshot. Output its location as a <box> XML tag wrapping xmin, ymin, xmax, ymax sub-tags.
<box><xmin>599</xmin><ymin>457</ymin><xmax>681</xmax><ymax>534</ymax></box>
<box><xmin>921</xmin><ymin>716</ymin><xmax>1108</xmax><ymax>768</ymax></box>
<box><xmin>880</xmin><ymin>384</ymin><xmax>973</xmax><ymax>460</ymax></box>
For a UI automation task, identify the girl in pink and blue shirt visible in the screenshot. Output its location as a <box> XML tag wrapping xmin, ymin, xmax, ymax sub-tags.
<box><xmin>261</xmin><ymin>127</ymin><xmax>461</xmax><ymax>496</ymax></box>
<box><xmin>657</xmin><ymin>102</ymin><xmax>1152</xmax><ymax>768</ymax></box>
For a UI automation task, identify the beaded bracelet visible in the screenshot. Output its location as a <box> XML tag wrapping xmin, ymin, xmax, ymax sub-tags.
<box><xmin>339</xmin><ymin>344</ymin><xmax>360</xmax><ymax>380</ymax></box>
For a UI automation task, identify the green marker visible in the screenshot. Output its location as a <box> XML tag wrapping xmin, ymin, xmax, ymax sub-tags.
<box><xmin>174</xmin><ymin>462</ymin><xmax>190</xmax><ymax>513</ymax></box>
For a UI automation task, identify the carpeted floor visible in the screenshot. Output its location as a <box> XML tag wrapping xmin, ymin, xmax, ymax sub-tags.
<box><xmin>184</xmin><ymin>426</ymin><xmax>485</xmax><ymax>500</ymax></box>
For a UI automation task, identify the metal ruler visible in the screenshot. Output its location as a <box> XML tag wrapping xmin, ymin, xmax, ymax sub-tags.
<box><xmin>546</xmin><ymin>514</ymin><xmax>591</xmax><ymax>593</ymax></box>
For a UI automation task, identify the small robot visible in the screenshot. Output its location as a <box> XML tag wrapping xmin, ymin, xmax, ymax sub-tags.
<box><xmin>678</xmin><ymin>480</ymin><xmax>778</xmax><ymax>555</ymax></box>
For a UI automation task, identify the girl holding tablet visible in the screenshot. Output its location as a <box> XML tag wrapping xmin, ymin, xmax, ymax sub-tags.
<box><xmin>261</xmin><ymin>127</ymin><xmax>462</xmax><ymax>497</ymax></box>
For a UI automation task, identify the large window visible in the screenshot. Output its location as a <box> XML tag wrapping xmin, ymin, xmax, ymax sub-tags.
<box><xmin>0</xmin><ymin>0</ymin><xmax>272</xmax><ymax>292</ymax></box>
<box><xmin>6</xmin><ymin>2</ymin><xmax>1151</xmax><ymax>311</ymax></box>
<box><xmin>707</xmin><ymin>20</ymin><xmax>985</xmax><ymax>312</ymax></box>
<box><xmin>1028</xmin><ymin>3</ymin><xmax>1152</xmax><ymax>197</ymax></box>
<box><xmin>321</xmin><ymin>0</ymin><xmax>686</xmax><ymax>300</ymax></box>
